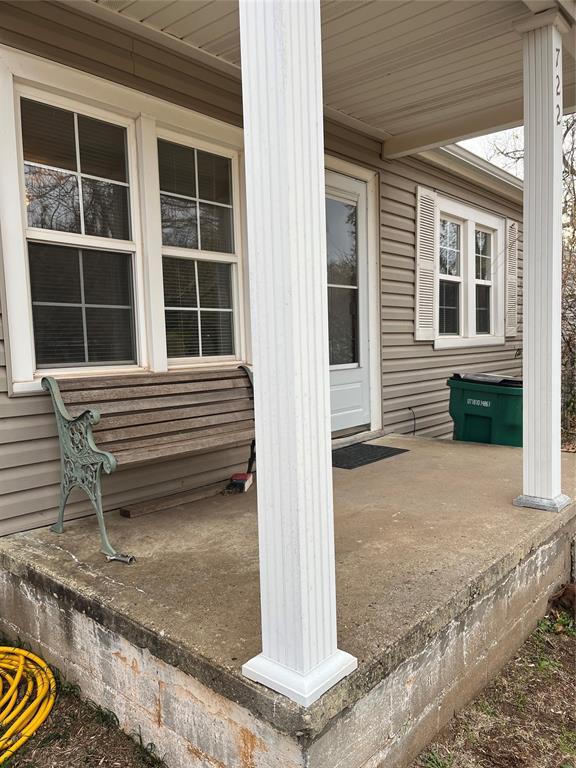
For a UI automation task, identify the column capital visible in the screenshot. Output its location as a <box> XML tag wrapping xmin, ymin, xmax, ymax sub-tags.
<box><xmin>515</xmin><ymin>8</ymin><xmax>571</xmax><ymax>35</ymax></box>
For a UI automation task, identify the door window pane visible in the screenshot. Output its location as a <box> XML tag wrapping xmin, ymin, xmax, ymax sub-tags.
<box><xmin>328</xmin><ymin>286</ymin><xmax>358</xmax><ymax>365</ymax></box>
<box><xmin>25</xmin><ymin>166</ymin><xmax>81</xmax><ymax>232</ymax></box>
<box><xmin>28</xmin><ymin>242</ymin><xmax>135</xmax><ymax>366</ymax></box>
<box><xmin>476</xmin><ymin>285</ymin><xmax>491</xmax><ymax>334</ymax></box>
<box><xmin>21</xmin><ymin>99</ymin><xmax>76</xmax><ymax>171</ymax></box>
<box><xmin>439</xmin><ymin>280</ymin><xmax>460</xmax><ymax>335</ymax></box>
<box><xmin>78</xmin><ymin>115</ymin><xmax>127</xmax><ymax>182</ymax></box>
<box><xmin>326</xmin><ymin>198</ymin><xmax>357</xmax><ymax>286</ymax></box>
<box><xmin>439</xmin><ymin>219</ymin><xmax>461</xmax><ymax>276</ymax></box>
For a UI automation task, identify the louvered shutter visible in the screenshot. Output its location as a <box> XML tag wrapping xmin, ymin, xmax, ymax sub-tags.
<box><xmin>415</xmin><ymin>186</ymin><xmax>437</xmax><ymax>341</ymax></box>
<box><xmin>505</xmin><ymin>219</ymin><xmax>518</xmax><ymax>338</ymax></box>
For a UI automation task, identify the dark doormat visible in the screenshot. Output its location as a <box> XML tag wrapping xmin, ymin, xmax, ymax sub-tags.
<box><xmin>332</xmin><ymin>442</ymin><xmax>409</xmax><ymax>470</ymax></box>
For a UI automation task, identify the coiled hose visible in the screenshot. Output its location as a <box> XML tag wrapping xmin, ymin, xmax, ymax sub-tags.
<box><xmin>0</xmin><ymin>647</ymin><xmax>56</xmax><ymax>764</ymax></box>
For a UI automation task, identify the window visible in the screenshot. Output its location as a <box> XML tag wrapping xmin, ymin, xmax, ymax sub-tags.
<box><xmin>326</xmin><ymin>196</ymin><xmax>358</xmax><ymax>365</ymax></box>
<box><xmin>439</xmin><ymin>218</ymin><xmax>461</xmax><ymax>335</ymax></box>
<box><xmin>158</xmin><ymin>139</ymin><xmax>236</xmax><ymax>359</ymax></box>
<box><xmin>434</xmin><ymin>196</ymin><xmax>505</xmax><ymax>348</ymax></box>
<box><xmin>21</xmin><ymin>97</ymin><xmax>136</xmax><ymax>367</ymax></box>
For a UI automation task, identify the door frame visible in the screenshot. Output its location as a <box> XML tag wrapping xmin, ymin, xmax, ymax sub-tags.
<box><xmin>325</xmin><ymin>155</ymin><xmax>382</xmax><ymax>432</ymax></box>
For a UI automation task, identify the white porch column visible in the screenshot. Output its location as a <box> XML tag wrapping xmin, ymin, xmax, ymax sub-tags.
<box><xmin>514</xmin><ymin>11</ymin><xmax>572</xmax><ymax>512</ymax></box>
<box><xmin>238</xmin><ymin>0</ymin><xmax>357</xmax><ymax>706</ymax></box>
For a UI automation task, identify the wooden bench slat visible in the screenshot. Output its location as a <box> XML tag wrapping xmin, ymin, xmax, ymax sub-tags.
<box><xmin>105</xmin><ymin>420</ymin><xmax>255</xmax><ymax>454</ymax></box>
<box><xmin>57</xmin><ymin>368</ymin><xmax>245</xmax><ymax>391</ymax></box>
<box><xmin>96</xmin><ymin>411</ymin><xmax>255</xmax><ymax>444</ymax></box>
<box><xmin>114</xmin><ymin>428</ymin><xmax>255</xmax><ymax>467</ymax></box>
<box><xmin>67</xmin><ymin>387</ymin><xmax>252</xmax><ymax>417</ymax></box>
<box><xmin>62</xmin><ymin>377</ymin><xmax>247</xmax><ymax>404</ymax></box>
<box><xmin>92</xmin><ymin>398</ymin><xmax>254</xmax><ymax>432</ymax></box>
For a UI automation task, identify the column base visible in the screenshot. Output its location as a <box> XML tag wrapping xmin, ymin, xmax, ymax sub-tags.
<box><xmin>513</xmin><ymin>493</ymin><xmax>572</xmax><ymax>512</ymax></box>
<box><xmin>242</xmin><ymin>649</ymin><xmax>358</xmax><ymax>707</ymax></box>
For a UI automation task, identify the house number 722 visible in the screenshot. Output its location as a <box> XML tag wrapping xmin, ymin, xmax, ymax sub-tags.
<box><xmin>555</xmin><ymin>47</ymin><xmax>561</xmax><ymax>126</ymax></box>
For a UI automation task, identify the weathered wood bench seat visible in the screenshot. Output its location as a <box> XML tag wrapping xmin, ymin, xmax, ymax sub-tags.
<box><xmin>42</xmin><ymin>367</ymin><xmax>254</xmax><ymax>562</ymax></box>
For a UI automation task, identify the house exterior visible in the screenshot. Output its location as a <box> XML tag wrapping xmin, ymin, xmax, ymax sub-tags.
<box><xmin>0</xmin><ymin>2</ymin><xmax>524</xmax><ymax>538</ymax></box>
<box><xmin>0</xmin><ymin>0</ymin><xmax>572</xmax><ymax>718</ymax></box>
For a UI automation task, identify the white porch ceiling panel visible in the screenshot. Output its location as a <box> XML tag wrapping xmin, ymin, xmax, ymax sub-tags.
<box><xmin>87</xmin><ymin>0</ymin><xmax>576</xmax><ymax>150</ymax></box>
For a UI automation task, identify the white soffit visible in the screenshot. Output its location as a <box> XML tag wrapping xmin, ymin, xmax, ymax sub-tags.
<box><xmin>80</xmin><ymin>0</ymin><xmax>575</xmax><ymax>149</ymax></box>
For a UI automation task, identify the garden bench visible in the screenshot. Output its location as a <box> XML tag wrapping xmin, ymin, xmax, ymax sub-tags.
<box><xmin>42</xmin><ymin>367</ymin><xmax>255</xmax><ymax>563</ymax></box>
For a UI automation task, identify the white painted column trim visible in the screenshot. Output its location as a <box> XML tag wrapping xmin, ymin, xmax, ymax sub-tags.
<box><xmin>239</xmin><ymin>0</ymin><xmax>357</xmax><ymax>706</ymax></box>
<box><xmin>135</xmin><ymin>114</ymin><xmax>168</xmax><ymax>373</ymax></box>
<box><xmin>0</xmin><ymin>61</ymin><xmax>36</xmax><ymax>387</ymax></box>
<box><xmin>514</xmin><ymin>11</ymin><xmax>572</xmax><ymax>512</ymax></box>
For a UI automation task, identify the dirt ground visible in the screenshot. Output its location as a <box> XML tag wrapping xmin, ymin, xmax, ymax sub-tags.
<box><xmin>4</xmin><ymin>608</ymin><xmax>575</xmax><ymax>768</ymax></box>
<box><xmin>412</xmin><ymin>606</ymin><xmax>576</xmax><ymax>768</ymax></box>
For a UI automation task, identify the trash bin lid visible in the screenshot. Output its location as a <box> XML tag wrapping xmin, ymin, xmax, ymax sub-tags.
<box><xmin>450</xmin><ymin>372</ymin><xmax>523</xmax><ymax>388</ymax></box>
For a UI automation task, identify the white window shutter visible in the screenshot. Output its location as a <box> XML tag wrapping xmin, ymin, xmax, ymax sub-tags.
<box><xmin>415</xmin><ymin>186</ymin><xmax>437</xmax><ymax>341</ymax></box>
<box><xmin>505</xmin><ymin>219</ymin><xmax>518</xmax><ymax>338</ymax></box>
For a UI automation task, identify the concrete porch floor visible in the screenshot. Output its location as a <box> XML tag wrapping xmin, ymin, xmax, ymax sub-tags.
<box><xmin>0</xmin><ymin>435</ymin><xmax>575</xmax><ymax>767</ymax></box>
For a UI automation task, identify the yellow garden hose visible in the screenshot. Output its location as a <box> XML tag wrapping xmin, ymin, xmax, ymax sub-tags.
<box><xmin>0</xmin><ymin>647</ymin><xmax>56</xmax><ymax>764</ymax></box>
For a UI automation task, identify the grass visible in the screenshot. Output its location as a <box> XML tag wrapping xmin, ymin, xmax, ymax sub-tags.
<box><xmin>412</xmin><ymin>607</ymin><xmax>576</xmax><ymax>768</ymax></box>
<box><xmin>5</xmin><ymin>670</ymin><xmax>167</xmax><ymax>768</ymax></box>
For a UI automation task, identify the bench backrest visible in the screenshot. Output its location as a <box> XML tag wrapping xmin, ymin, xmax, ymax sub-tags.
<box><xmin>57</xmin><ymin>367</ymin><xmax>254</xmax><ymax>459</ymax></box>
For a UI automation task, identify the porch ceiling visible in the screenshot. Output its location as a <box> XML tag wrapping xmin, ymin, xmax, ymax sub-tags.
<box><xmin>79</xmin><ymin>0</ymin><xmax>576</xmax><ymax>155</ymax></box>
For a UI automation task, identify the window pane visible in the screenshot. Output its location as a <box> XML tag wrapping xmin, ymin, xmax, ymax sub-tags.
<box><xmin>200</xmin><ymin>311</ymin><xmax>234</xmax><ymax>355</ymax></box>
<box><xmin>197</xmin><ymin>151</ymin><xmax>231</xmax><ymax>204</ymax></box>
<box><xmin>158</xmin><ymin>140</ymin><xmax>196</xmax><ymax>197</ymax></box>
<box><xmin>328</xmin><ymin>287</ymin><xmax>357</xmax><ymax>365</ymax></box>
<box><xmin>475</xmin><ymin>230</ymin><xmax>490</xmax><ymax>257</ymax></box>
<box><xmin>440</xmin><ymin>219</ymin><xmax>460</xmax><ymax>250</ymax></box>
<box><xmin>78</xmin><ymin>115</ymin><xmax>127</xmax><ymax>183</ymax></box>
<box><xmin>25</xmin><ymin>165</ymin><xmax>81</xmax><ymax>232</ymax></box>
<box><xmin>439</xmin><ymin>280</ymin><xmax>459</xmax><ymax>335</ymax></box>
<box><xmin>199</xmin><ymin>203</ymin><xmax>233</xmax><ymax>253</ymax></box>
<box><xmin>29</xmin><ymin>243</ymin><xmax>81</xmax><ymax>303</ymax></box>
<box><xmin>32</xmin><ymin>305</ymin><xmax>85</xmax><ymax>365</ymax></box>
<box><xmin>165</xmin><ymin>310</ymin><xmax>199</xmax><ymax>357</ymax></box>
<box><xmin>476</xmin><ymin>285</ymin><xmax>491</xmax><ymax>334</ymax></box>
<box><xmin>82</xmin><ymin>178</ymin><xmax>130</xmax><ymax>239</ymax></box>
<box><xmin>83</xmin><ymin>250</ymin><xmax>132</xmax><ymax>306</ymax></box>
<box><xmin>326</xmin><ymin>198</ymin><xmax>357</xmax><ymax>286</ymax></box>
<box><xmin>475</xmin><ymin>231</ymin><xmax>492</xmax><ymax>280</ymax></box>
<box><xmin>29</xmin><ymin>243</ymin><xmax>135</xmax><ymax>367</ymax></box>
<box><xmin>161</xmin><ymin>195</ymin><xmax>198</xmax><ymax>248</ymax></box>
<box><xmin>21</xmin><ymin>99</ymin><xmax>77</xmax><ymax>171</ymax></box>
<box><xmin>85</xmin><ymin>307</ymin><xmax>135</xmax><ymax>362</ymax></box>
<box><xmin>163</xmin><ymin>257</ymin><xmax>197</xmax><ymax>308</ymax></box>
<box><xmin>197</xmin><ymin>261</ymin><xmax>232</xmax><ymax>308</ymax></box>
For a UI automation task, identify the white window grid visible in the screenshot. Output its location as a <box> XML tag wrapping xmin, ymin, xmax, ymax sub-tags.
<box><xmin>474</xmin><ymin>226</ymin><xmax>493</xmax><ymax>335</ymax></box>
<box><xmin>438</xmin><ymin>215</ymin><xmax>463</xmax><ymax>337</ymax></box>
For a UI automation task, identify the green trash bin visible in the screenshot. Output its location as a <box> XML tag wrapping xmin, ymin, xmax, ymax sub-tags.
<box><xmin>447</xmin><ymin>373</ymin><xmax>523</xmax><ymax>447</ymax></box>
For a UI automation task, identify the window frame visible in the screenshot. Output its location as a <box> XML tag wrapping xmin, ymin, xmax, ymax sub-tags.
<box><xmin>15</xmin><ymin>84</ymin><xmax>147</xmax><ymax>378</ymax></box>
<box><xmin>156</xmin><ymin>127</ymin><xmax>244</xmax><ymax>367</ymax></box>
<box><xmin>0</xmin><ymin>47</ymin><xmax>245</xmax><ymax>394</ymax></box>
<box><xmin>434</xmin><ymin>196</ymin><xmax>505</xmax><ymax>350</ymax></box>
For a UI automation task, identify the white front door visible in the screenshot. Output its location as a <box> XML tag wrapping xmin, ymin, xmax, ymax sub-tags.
<box><xmin>326</xmin><ymin>171</ymin><xmax>371</xmax><ymax>433</ymax></box>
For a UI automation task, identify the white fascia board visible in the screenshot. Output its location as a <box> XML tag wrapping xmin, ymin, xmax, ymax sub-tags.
<box><xmin>416</xmin><ymin>145</ymin><xmax>523</xmax><ymax>205</ymax></box>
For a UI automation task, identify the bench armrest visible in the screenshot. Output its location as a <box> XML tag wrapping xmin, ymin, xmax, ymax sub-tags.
<box><xmin>41</xmin><ymin>377</ymin><xmax>117</xmax><ymax>474</ymax></box>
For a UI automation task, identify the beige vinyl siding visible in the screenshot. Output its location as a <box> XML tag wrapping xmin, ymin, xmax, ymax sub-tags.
<box><xmin>0</xmin><ymin>1</ymin><xmax>243</xmax><ymax>127</ymax></box>
<box><xmin>0</xmin><ymin>5</ymin><xmax>522</xmax><ymax>536</ymax></box>
<box><xmin>380</xmin><ymin>156</ymin><xmax>523</xmax><ymax>439</ymax></box>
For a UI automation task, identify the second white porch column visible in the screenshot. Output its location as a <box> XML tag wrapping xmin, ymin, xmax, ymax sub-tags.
<box><xmin>514</xmin><ymin>11</ymin><xmax>571</xmax><ymax>512</ymax></box>
<box><xmin>239</xmin><ymin>0</ymin><xmax>357</xmax><ymax>706</ymax></box>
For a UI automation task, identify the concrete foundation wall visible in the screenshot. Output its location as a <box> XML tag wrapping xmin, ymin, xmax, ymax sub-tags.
<box><xmin>0</xmin><ymin>524</ymin><xmax>572</xmax><ymax>768</ymax></box>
